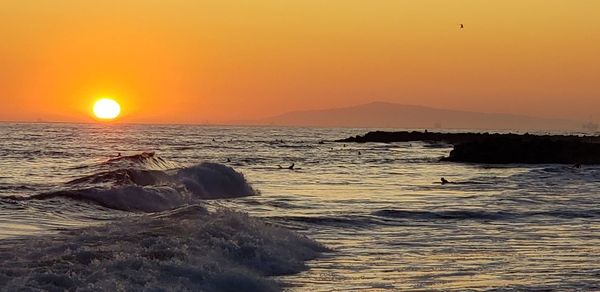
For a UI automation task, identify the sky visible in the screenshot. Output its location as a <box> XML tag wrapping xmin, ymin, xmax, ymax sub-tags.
<box><xmin>1</xmin><ymin>1</ymin><xmax>599</xmax><ymax>124</ymax></box>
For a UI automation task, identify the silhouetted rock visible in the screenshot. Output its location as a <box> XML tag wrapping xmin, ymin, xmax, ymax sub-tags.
<box><xmin>337</xmin><ymin>131</ymin><xmax>486</xmax><ymax>144</ymax></box>
<box><xmin>442</xmin><ymin>137</ymin><xmax>600</xmax><ymax>164</ymax></box>
<box><xmin>338</xmin><ymin>131</ymin><xmax>600</xmax><ymax>164</ymax></box>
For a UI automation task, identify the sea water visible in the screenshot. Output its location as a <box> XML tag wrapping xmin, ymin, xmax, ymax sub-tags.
<box><xmin>0</xmin><ymin>123</ymin><xmax>599</xmax><ymax>290</ymax></box>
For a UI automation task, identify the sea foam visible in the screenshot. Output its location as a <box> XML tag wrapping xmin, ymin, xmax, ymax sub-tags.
<box><xmin>0</xmin><ymin>205</ymin><xmax>327</xmax><ymax>291</ymax></box>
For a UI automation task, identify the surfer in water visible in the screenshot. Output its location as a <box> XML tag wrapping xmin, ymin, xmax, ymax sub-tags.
<box><xmin>441</xmin><ymin>177</ymin><xmax>450</xmax><ymax>184</ymax></box>
<box><xmin>277</xmin><ymin>163</ymin><xmax>295</xmax><ymax>170</ymax></box>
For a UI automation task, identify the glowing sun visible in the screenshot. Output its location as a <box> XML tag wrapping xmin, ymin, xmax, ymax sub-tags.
<box><xmin>93</xmin><ymin>98</ymin><xmax>121</xmax><ymax>120</ymax></box>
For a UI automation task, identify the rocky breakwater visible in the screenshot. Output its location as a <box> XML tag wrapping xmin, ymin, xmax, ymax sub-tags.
<box><xmin>337</xmin><ymin>131</ymin><xmax>600</xmax><ymax>164</ymax></box>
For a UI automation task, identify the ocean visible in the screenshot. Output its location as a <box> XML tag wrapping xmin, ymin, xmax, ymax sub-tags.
<box><xmin>0</xmin><ymin>123</ymin><xmax>599</xmax><ymax>291</ymax></box>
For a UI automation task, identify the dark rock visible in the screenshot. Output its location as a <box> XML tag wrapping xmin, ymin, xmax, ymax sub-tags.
<box><xmin>442</xmin><ymin>137</ymin><xmax>600</xmax><ymax>164</ymax></box>
<box><xmin>337</xmin><ymin>131</ymin><xmax>600</xmax><ymax>164</ymax></box>
<box><xmin>337</xmin><ymin>131</ymin><xmax>487</xmax><ymax>144</ymax></box>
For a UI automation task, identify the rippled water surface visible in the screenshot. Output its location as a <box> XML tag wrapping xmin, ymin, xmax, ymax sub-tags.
<box><xmin>1</xmin><ymin>123</ymin><xmax>599</xmax><ymax>290</ymax></box>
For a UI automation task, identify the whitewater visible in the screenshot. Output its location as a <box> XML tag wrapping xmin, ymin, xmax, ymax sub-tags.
<box><xmin>1</xmin><ymin>123</ymin><xmax>599</xmax><ymax>291</ymax></box>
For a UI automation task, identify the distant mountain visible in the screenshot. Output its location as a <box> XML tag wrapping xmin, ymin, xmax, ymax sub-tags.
<box><xmin>246</xmin><ymin>102</ymin><xmax>581</xmax><ymax>131</ymax></box>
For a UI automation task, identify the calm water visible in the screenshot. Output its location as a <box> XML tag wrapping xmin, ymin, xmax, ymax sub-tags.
<box><xmin>1</xmin><ymin>123</ymin><xmax>599</xmax><ymax>290</ymax></box>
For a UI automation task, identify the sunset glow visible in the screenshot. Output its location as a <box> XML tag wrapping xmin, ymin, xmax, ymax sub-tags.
<box><xmin>93</xmin><ymin>98</ymin><xmax>121</xmax><ymax>120</ymax></box>
<box><xmin>1</xmin><ymin>1</ymin><xmax>600</xmax><ymax>124</ymax></box>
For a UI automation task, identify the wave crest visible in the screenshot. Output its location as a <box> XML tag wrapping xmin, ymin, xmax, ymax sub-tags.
<box><xmin>27</xmin><ymin>161</ymin><xmax>257</xmax><ymax>212</ymax></box>
<box><xmin>101</xmin><ymin>151</ymin><xmax>177</xmax><ymax>170</ymax></box>
<box><xmin>177</xmin><ymin>163</ymin><xmax>256</xmax><ymax>199</ymax></box>
<box><xmin>66</xmin><ymin>169</ymin><xmax>171</xmax><ymax>186</ymax></box>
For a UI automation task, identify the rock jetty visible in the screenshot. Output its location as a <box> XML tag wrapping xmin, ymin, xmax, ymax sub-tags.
<box><xmin>337</xmin><ymin>131</ymin><xmax>600</xmax><ymax>164</ymax></box>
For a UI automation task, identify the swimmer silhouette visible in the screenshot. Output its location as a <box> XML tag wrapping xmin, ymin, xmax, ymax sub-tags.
<box><xmin>441</xmin><ymin>177</ymin><xmax>450</xmax><ymax>184</ymax></box>
<box><xmin>226</xmin><ymin>158</ymin><xmax>231</xmax><ymax>163</ymax></box>
<box><xmin>358</xmin><ymin>151</ymin><xmax>362</xmax><ymax>156</ymax></box>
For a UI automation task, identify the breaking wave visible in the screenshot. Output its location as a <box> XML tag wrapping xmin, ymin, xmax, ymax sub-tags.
<box><xmin>13</xmin><ymin>154</ymin><xmax>257</xmax><ymax>212</ymax></box>
<box><xmin>0</xmin><ymin>152</ymin><xmax>328</xmax><ymax>290</ymax></box>
<box><xmin>0</xmin><ymin>206</ymin><xmax>328</xmax><ymax>291</ymax></box>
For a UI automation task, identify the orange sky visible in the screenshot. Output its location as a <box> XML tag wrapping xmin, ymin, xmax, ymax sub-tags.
<box><xmin>1</xmin><ymin>1</ymin><xmax>599</xmax><ymax>124</ymax></box>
